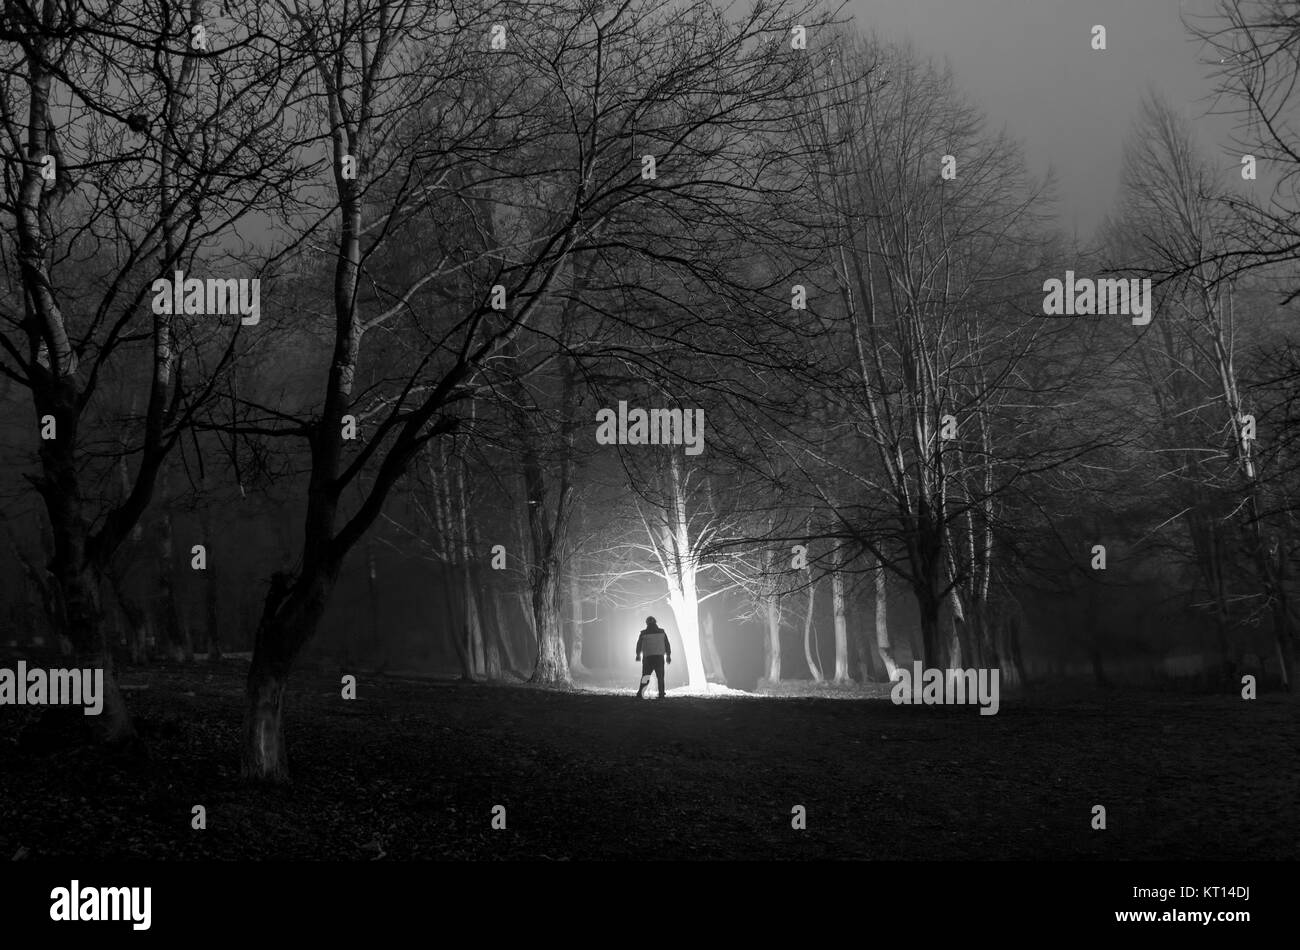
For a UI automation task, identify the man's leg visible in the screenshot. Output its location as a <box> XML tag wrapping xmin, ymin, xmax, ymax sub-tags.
<box><xmin>637</xmin><ymin>657</ymin><xmax>653</xmax><ymax>698</ymax></box>
<box><xmin>654</xmin><ymin>655</ymin><xmax>666</xmax><ymax>698</ymax></box>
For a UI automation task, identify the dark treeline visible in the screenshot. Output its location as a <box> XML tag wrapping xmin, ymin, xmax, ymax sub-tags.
<box><xmin>2</xmin><ymin>0</ymin><xmax>1299</xmax><ymax>781</ymax></box>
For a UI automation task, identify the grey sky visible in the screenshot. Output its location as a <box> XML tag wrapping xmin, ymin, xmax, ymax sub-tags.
<box><xmin>850</xmin><ymin>0</ymin><xmax>1235</xmax><ymax>236</ymax></box>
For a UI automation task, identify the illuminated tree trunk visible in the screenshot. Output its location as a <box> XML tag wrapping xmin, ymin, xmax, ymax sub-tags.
<box><xmin>765</xmin><ymin>592</ymin><xmax>782</xmax><ymax>682</ymax></box>
<box><xmin>666</xmin><ymin>583</ymin><xmax>707</xmax><ymax>691</ymax></box>
<box><xmin>454</xmin><ymin>458</ymin><xmax>486</xmax><ymax>680</ymax></box>
<box><xmin>481</xmin><ymin>579</ymin><xmax>503</xmax><ymax>680</ymax></box>
<box><xmin>853</xmin><ymin>591</ymin><xmax>879</xmax><ymax>682</ymax></box>
<box><xmin>874</xmin><ymin>562</ymin><xmax>899</xmax><ymax>680</ymax></box>
<box><xmin>661</xmin><ymin>455</ymin><xmax>707</xmax><ymax>689</ymax></box>
<box><xmin>568</xmin><ymin>568</ymin><xmax>587</xmax><ymax>674</ymax></box>
<box><xmin>943</xmin><ymin>586</ymin><xmax>964</xmax><ymax>670</ymax></box>
<box><xmin>831</xmin><ymin>566</ymin><xmax>850</xmax><ymax>683</ymax></box>
<box><xmin>452</xmin><ymin>528</ymin><xmax>501</xmax><ymax>681</ymax></box>
<box><xmin>532</xmin><ymin>568</ymin><xmax>570</xmax><ymax>683</ymax></box>
<box><xmin>522</xmin><ymin>461</ymin><xmax>572</xmax><ymax>684</ymax></box>
<box><xmin>513</xmin><ymin>341</ymin><xmax>577</xmax><ymax>686</ymax></box>
<box><xmin>802</xmin><ymin>581</ymin><xmax>822</xmax><ymax>682</ymax></box>
<box><xmin>513</xmin><ymin>589</ymin><xmax>537</xmax><ymax>666</ymax></box>
<box><xmin>701</xmin><ymin>609</ymin><xmax>726</xmax><ymax>683</ymax></box>
<box><xmin>522</xmin><ymin>452</ymin><xmax>571</xmax><ymax>685</ymax></box>
<box><xmin>463</xmin><ymin>508</ymin><xmax>502</xmax><ymax>681</ymax></box>
<box><xmin>497</xmin><ymin>590</ymin><xmax>524</xmax><ymax>673</ymax></box>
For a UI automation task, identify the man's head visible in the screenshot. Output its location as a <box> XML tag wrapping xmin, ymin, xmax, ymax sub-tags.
<box><xmin>645</xmin><ymin>616</ymin><xmax>658</xmax><ymax>629</ymax></box>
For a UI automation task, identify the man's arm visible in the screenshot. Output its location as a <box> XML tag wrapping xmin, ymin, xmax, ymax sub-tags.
<box><xmin>635</xmin><ymin>632</ymin><xmax>644</xmax><ymax>659</ymax></box>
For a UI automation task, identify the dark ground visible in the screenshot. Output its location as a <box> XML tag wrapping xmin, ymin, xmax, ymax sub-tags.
<box><xmin>1</xmin><ymin>660</ymin><xmax>1296</xmax><ymax>860</ymax></box>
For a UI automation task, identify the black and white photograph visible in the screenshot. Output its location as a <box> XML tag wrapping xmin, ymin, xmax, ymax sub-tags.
<box><xmin>0</xmin><ymin>0</ymin><xmax>1291</xmax><ymax>934</ymax></box>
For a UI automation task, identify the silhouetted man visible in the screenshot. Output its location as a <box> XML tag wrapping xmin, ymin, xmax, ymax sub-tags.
<box><xmin>635</xmin><ymin>616</ymin><xmax>671</xmax><ymax>699</ymax></box>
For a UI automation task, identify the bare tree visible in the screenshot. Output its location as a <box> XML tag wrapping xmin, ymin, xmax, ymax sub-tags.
<box><xmin>233</xmin><ymin>0</ymin><xmax>834</xmax><ymax>777</ymax></box>
<box><xmin>1105</xmin><ymin>94</ymin><xmax>1297</xmax><ymax>687</ymax></box>
<box><xmin>0</xmin><ymin>0</ymin><xmax>308</xmax><ymax>740</ymax></box>
<box><xmin>789</xmin><ymin>32</ymin><xmax>1058</xmax><ymax>668</ymax></box>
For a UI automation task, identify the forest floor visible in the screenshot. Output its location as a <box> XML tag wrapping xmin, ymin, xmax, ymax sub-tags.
<box><xmin>1</xmin><ymin>659</ymin><xmax>1296</xmax><ymax>860</ymax></box>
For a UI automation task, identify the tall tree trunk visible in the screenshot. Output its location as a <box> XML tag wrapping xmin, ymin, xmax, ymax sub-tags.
<box><xmin>244</xmin><ymin>648</ymin><xmax>289</xmax><ymax>781</ymax></box>
<box><xmin>667</xmin><ymin>581</ymin><xmax>707</xmax><ymax>691</ymax></box>
<box><xmin>971</xmin><ymin>600</ymin><xmax>998</xmax><ymax>673</ymax></box>
<box><xmin>521</xmin><ymin>467</ymin><xmax>573</xmax><ymax>684</ymax></box>
<box><xmin>761</xmin><ymin>600</ymin><xmax>771</xmax><ymax>680</ymax></box>
<box><xmin>531</xmin><ymin>561</ymin><xmax>569</xmax><ymax>683</ymax></box>
<box><xmin>441</xmin><ymin>560</ymin><xmax>475</xmax><ymax>680</ymax></box>
<box><xmin>464</xmin><ymin>524</ymin><xmax>502</xmax><ymax>681</ymax></box>
<box><xmin>59</xmin><ymin>563</ymin><xmax>134</xmax><ymax>742</ymax></box>
<box><xmin>831</xmin><ymin>566</ymin><xmax>850</xmax><ymax>683</ymax></box>
<box><xmin>155</xmin><ymin>496</ymin><xmax>190</xmax><ymax>664</ymax></box>
<box><xmin>476</xmin><ymin>567</ymin><xmax>503</xmax><ymax>681</ymax></box>
<box><xmin>524</xmin><ymin>457</ymin><xmax>570</xmax><ymax>684</ymax></box>
<box><xmin>201</xmin><ymin>496</ymin><xmax>221</xmax><ymax>664</ymax></box>
<box><xmin>568</xmin><ymin>567</ymin><xmax>587</xmax><ymax>675</ymax></box>
<box><xmin>803</xmin><ymin>581</ymin><xmax>823</xmax><ymax>682</ymax></box>
<box><xmin>494</xmin><ymin>589</ymin><xmax>521</xmax><ymax>673</ymax></box>
<box><xmin>514</xmin><ymin>588</ymin><xmax>537</xmax><ymax>668</ymax></box>
<box><xmin>1001</xmin><ymin>608</ymin><xmax>1029</xmax><ymax>686</ymax></box>
<box><xmin>664</xmin><ymin>580</ymin><xmax>707</xmax><ymax>691</ymax></box>
<box><xmin>701</xmin><ymin>608</ymin><xmax>726</xmax><ymax>684</ymax></box>
<box><xmin>874</xmin><ymin>562</ymin><xmax>899</xmax><ymax>681</ymax></box>
<box><xmin>989</xmin><ymin>608</ymin><xmax>1015</xmax><ymax>687</ymax></box>
<box><xmin>655</xmin><ymin>454</ymin><xmax>708</xmax><ymax>689</ymax></box>
<box><xmin>16</xmin><ymin>13</ymin><xmax>150</xmax><ymax>745</ymax></box>
<box><xmin>514</xmin><ymin>340</ymin><xmax>578</xmax><ymax>686</ymax></box>
<box><xmin>33</xmin><ymin>397</ymin><xmax>136</xmax><ymax>740</ymax></box>
<box><xmin>852</xmin><ymin>585</ymin><xmax>879</xmax><ymax>681</ymax></box>
<box><xmin>242</xmin><ymin>569</ymin><xmax>335</xmax><ymax>781</ymax></box>
<box><xmin>465</xmin><ymin>568</ymin><xmax>486</xmax><ymax>679</ymax></box>
<box><xmin>451</xmin><ymin>440</ymin><xmax>486</xmax><ymax>680</ymax></box>
<box><xmin>1269</xmin><ymin>537</ymin><xmax>1295</xmax><ymax>690</ymax></box>
<box><xmin>764</xmin><ymin>592</ymin><xmax>782</xmax><ymax>683</ymax></box>
<box><xmin>19</xmin><ymin>0</ymin><xmax>203</xmax><ymax>739</ymax></box>
<box><xmin>1190</xmin><ymin>513</ymin><xmax>1234</xmax><ymax>685</ymax></box>
<box><xmin>943</xmin><ymin>586</ymin><xmax>964</xmax><ymax>670</ymax></box>
<box><xmin>203</xmin><ymin>567</ymin><xmax>221</xmax><ymax>663</ymax></box>
<box><xmin>918</xmin><ymin>595</ymin><xmax>941</xmax><ymax>670</ymax></box>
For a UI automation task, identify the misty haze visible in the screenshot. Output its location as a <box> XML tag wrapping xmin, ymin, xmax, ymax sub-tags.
<box><xmin>0</xmin><ymin>1</ymin><xmax>1293</xmax><ymax>930</ymax></box>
